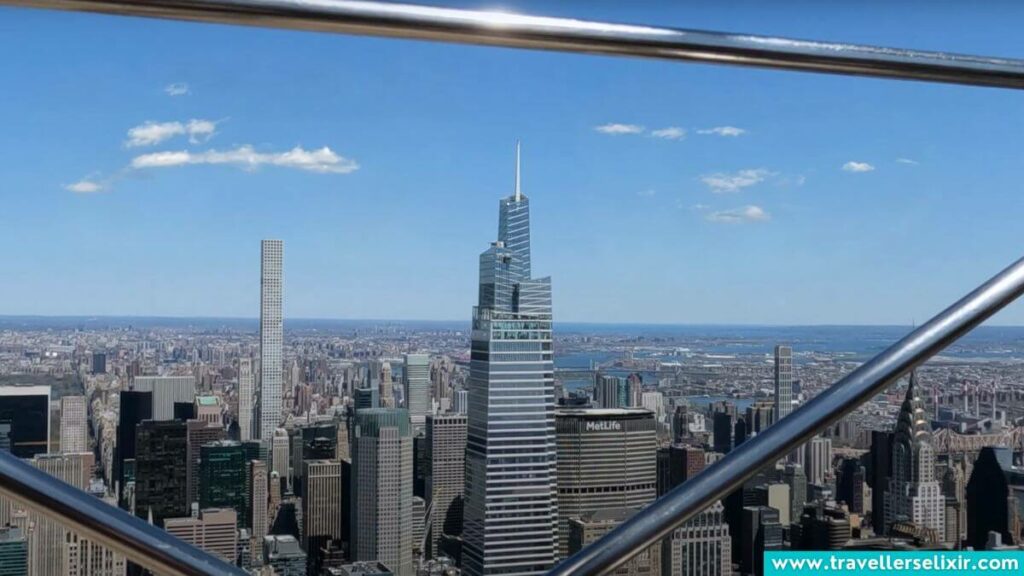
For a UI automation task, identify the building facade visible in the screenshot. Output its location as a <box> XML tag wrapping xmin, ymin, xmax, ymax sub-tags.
<box><xmin>260</xmin><ymin>239</ymin><xmax>284</xmax><ymax>444</ymax></box>
<box><xmin>59</xmin><ymin>396</ymin><xmax>88</xmax><ymax>454</ymax></box>
<box><xmin>403</xmin><ymin>354</ymin><xmax>430</xmax><ymax>433</ymax></box>
<box><xmin>425</xmin><ymin>413</ymin><xmax>467</xmax><ymax>559</ymax></box>
<box><xmin>464</xmin><ymin>146</ymin><xmax>558</xmax><ymax>576</ymax></box>
<box><xmin>352</xmin><ymin>409</ymin><xmax>413</xmax><ymax>576</ymax></box>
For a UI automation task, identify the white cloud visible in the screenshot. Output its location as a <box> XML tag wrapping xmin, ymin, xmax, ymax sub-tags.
<box><xmin>594</xmin><ymin>123</ymin><xmax>644</xmax><ymax>135</ymax></box>
<box><xmin>651</xmin><ymin>127</ymin><xmax>685</xmax><ymax>140</ymax></box>
<box><xmin>126</xmin><ymin>119</ymin><xmax>218</xmax><ymax>147</ymax></box>
<box><xmin>65</xmin><ymin>179</ymin><xmax>103</xmax><ymax>193</ymax></box>
<box><xmin>131</xmin><ymin>145</ymin><xmax>359</xmax><ymax>174</ymax></box>
<box><xmin>701</xmin><ymin>168</ymin><xmax>771</xmax><ymax>193</ymax></box>
<box><xmin>896</xmin><ymin>158</ymin><xmax>919</xmax><ymax>165</ymax></box>
<box><xmin>636</xmin><ymin>189</ymin><xmax>656</xmax><ymax>197</ymax></box>
<box><xmin>691</xmin><ymin>203</ymin><xmax>709</xmax><ymax>210</ymax></box>
<box><xmin>842</xmin><ymin>161</ymin><xmax>875</xmax><ymax>173</ymax></box>
<box><xmin>698</xmin><ymin>126</ymin><xmax>746</xmax><ymax>137</ymax></box>
<box><xmin>706</xmin><ymin>205</ymin><xmax>770</xmax><ymax>224</ymax></box>
<box><xmin>165</xmin><ymin>83</ymin><xmax>190</xmax><ymax>96</ymax></box>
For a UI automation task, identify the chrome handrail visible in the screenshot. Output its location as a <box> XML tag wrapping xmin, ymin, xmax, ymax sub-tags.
<box><xmin>0</xmin><ymin>451</ymin><xmax>247</xmax><ymax>576</ymax></box>
<box><xmin>3</xmin><ymin>0</ymin><xmax>1024</xmax><ymax>89</ymax></box>
<box><xmin>551</xmin><ymin>254</ymin><xmax>1024</xmax><ymax>576</ymax></box>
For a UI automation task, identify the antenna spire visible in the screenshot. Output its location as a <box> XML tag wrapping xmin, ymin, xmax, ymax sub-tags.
<box><xmin>514</xmin><ymin>139</ymin><xmax>522</xmax><ymax>201</ymax></box>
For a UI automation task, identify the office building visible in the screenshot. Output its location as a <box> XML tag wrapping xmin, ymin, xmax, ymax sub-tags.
<box><xmin>753</xmin><ymin>483</ymin><xmax>792</xmax><ymax>527</ymax></box>
<box><xmin>28</xmin><ymin>452</ymin><xmax>95</xmax><ymax>576</ymax></box>
<box><xmin>132</xmin><ymin>376</ymin><xmax>196</xmax><ymax>422</ymax></box>
<box><xmin>464</xmin><ymin>144</ymin><xmax>558</xmax><ymax>576</ymax></box>
<box><xmin>0</xmin><ymin>385</ymin><xmax>50</xmax><ymax>458</ymax></box>
<box><xmin>555</xmin><ymin>408</ymin><xmax>657</xmax><ymax>559</ymax></box>
<box><xmin>354</xmin><ymin>387</ymin><xmax>380</xmax><ymax>411</ymax></box>
<box><xmin>303</xmin><ymin>459</ymin><xmax>343</xmax><ymax>575</ymax></box>
<box><xmin>134</xmin><ymin>419</ymin><xmax>189</xmax><ymax>526</ymax></box>
<box><xmin>713</xmin><ymin>412</ymin><xmax>734</xmax><ymax>455</ymax></box>
<box><xmin>187</xmin><ymin>419</ymin><xmax>227</xmax><ymax>507</ymax></box>
<box><xmin>746</xmin><ymin>401</ymin><xmax>774</xmax><ymax>436</ymax></box>
<box><xmin>0</xmin><ymin>527</ymin><xmax>27</xmax><ymax>576</ymax></box>
<box><xmin>294</xmin><ymin>422</ymin><xmax>338</xmax><ymax>497</ymax></box>
<box><xmin>662</xmin><ymin>500</ymin><xmax>732</xmax><ymax>576</ymax></box>
<box><xmin>966</xmin><ymin>446</ymin><xmax>1021</xmax><ymax>549</ymax></box>
<box><xmin>64</xmin><ymin>531</ymin><xmax>127</xmax><ymax>576</ymax></box>
<box><xmin>412</xmin><ymin>496</ymin><xmax>426</xmax><ymax>559</ymax></box>
<box><xmin>116</xmin><ymin>390</ymin><xmax>152</xmax><ymax>505</ymax></box>
<box><xmin>836</xmin><ymin>458</ymin><xmax>866</xmax><ymax>514</ymax></box>
<box><xmin>425</xmin><ymin>413</ymin><xmax>467</xmax><ymax>559</ymax></box>
<box><xmin>567</xmin><ymin>508</ymin><xmax>660</xmax><ymax>576</ymax></box>
<box><xmin>792</xmin><ymin>503</ymin><xmax>851</xmax><ymax>550</ymax></box>
<box><xmin>199</xmin><ymin>440</ymin><xmax>250</xmax><ymax>527</ymax></box>
<box><xmin>403</xmin><ymin>354</ymin><xmax>430</xmax><ymax>433</ymax></box>
<box><xmin>60</xmin><ymin>395</ymin><xmax>88</xmax><ymax>454</ymax></box>
<box><xmin>868</xmin><ymin>431</ymin><xmax>893</xmax><ymax>533</ymax></box>
<box><xmin>884</xmin><ymin>373</ymin><xmax>944</xmax><ymax>541</ymax></box>
<box><xmin>250</xmin><ymin>460</ymin><xmax>269</xmax><ymax>566</ymax></box>
<box><xmin>91</xmin><ymin>353</ymin><xmax>107</xmax><ymax>376</ymax></box>
<box><xmin>238</xmin><ymin>358</ymin><xmax>255</xmax><ymax>442</ymax></box>
<box><xmin>594</xmin><ymin>374</ymin><xmax>628</xmax><ymax>409</ymax></box>
<box><xmin>335</xmin><ymin>562</ymin><xmax>393</xmax><ymax>576</ymax></box>
<box><xmin>165</xmin><ymin>508</ymin><xmax>238</xmax><ymax>565</ymax></box>
<box><xmin>741</xmin><ymin>506</ymin><xmax>782</xmax><ymax>576</ymax></box>
<box><xmin>774</xmin><ymin>345</ymin><xmax>793</xmax><ymax>422</ymax></box>
<box><xmin>264</xmin><ymin>535</ymin><xmax>306</xmax><ymax>576</ymax></box>
<box><xmin>260</xmin><ymin>239</ymin><xmax>284</xmax><ymax>444</ymax></box>
<box><xmin>195</xmin><ymin>396</ymin><xmax>221</xmax><ymax>425</ymax></box>
<box><xmin>271</xmin><ymin>428</ymin><xmax>290</xmax><ymax>489</ymax></box>
<box><xmin>803</xmin><ymin>436</ymin><xmax>832</xmax><ymax>486</ymax></box>
<box><xmin>352</xmin><ymin>409</ymin><xmax>413</xmax><ymax>576</ymax></box>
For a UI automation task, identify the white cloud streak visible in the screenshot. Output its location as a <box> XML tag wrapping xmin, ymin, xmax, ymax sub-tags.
<box><xmin>650</xmin><ymin>127</ymin><xmax>685</xmax><ymax>140</ymax></box>
<box><xmin>636</xmin><ymin>189</ymin><xmax>656</xmax><ymax>197</ymax></box>
<box><xmin>842</xmin><ymin>161</ymin><xmax>875</xmax><ymax>173</ymax></box>
<box><xmin>697</xmin><ymin>126</ymin><xmax>746</xmax><ymax>137</ymax></box>
<box><xmin>126</xmin><ymin>119</ymin><xmax>218</xmax><ymax>148</ymax></box>
<box><xmin>594</xmin><ymin>123</ymin><xmax>645</xmax><ymax>135</ymax></box>
<box><xmin>65</xmin><ymin>179</ymin><xmax>104</xmax><ymax>193</ymax></box>
<box><xmin>896</xmin><ymin>158</ymin><xmax>919</xmax><ymax>165</ymax></box>
<box><xmin>165</xmin><ymin>83</ymin><xmax>190</xmax><ymax>96</ymax></box>
<box><xmin>706</xmin><ymin>205</ymin><xmax>770</xmax><ymax>224</ymax></box>
<box><xmin>701</xmin><ymin>168</ymin><xmax>771</xmax><ymax>193</ymax></box>
<box><xmin>131</xmin><ymin>145</ymin><xmax>359</xmax><ymax>174</ymax></box>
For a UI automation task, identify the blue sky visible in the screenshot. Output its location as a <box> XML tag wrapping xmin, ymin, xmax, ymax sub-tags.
<box><xmin>2</xmin><ymin>1</ymin><xmax>1024</xmax><ymax>324</ymax></box>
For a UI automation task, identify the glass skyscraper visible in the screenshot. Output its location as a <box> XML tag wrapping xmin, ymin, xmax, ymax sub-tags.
<box><xmin>464</xmin><ymin>143</ymin><xmax>557</xmax><ymax>576</ymax></box>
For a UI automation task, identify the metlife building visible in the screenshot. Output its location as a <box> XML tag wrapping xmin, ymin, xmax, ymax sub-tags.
<box><xmin>554</xmin><ymin>408</ymin><xmax>658</xmax><ymax>559</ymax></box>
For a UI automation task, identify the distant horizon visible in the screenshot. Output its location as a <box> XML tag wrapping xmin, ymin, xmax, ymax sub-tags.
<box><xmin>4</xmin><ymin>312</ymin><xmax>1024</xmax><ymax>330</ymax></box>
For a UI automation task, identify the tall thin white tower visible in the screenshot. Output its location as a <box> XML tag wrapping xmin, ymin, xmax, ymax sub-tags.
<box><xmin>260</xmin><ymin>239</ymin><xmax>283</xmax><ymax>445</ymax></box>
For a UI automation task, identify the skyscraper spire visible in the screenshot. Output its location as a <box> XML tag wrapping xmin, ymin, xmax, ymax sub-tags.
<box><xmin>514</xmin><ymin>139</ymin><xmax>522</xmax><ymax>202</ymax></box>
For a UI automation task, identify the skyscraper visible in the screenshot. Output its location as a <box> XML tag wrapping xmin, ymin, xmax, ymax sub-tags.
<box><xmin>661</xmin><ymin>500</ymin><xmax>732</xmax><ymax>576</ymax></box>
<box><xmin>134</xmin><ymin>419</ymin><xmax>189</xmax><ymax>527</ymax></box>
<box><xmin>303</xmin><ymin>460</ymin><xmax>343</xmax><ymax>575</ymax></box>
<box><xmin>966</xmin><ymin>446</ymin><xmax>1020</xmax><ymax>549</ymax></box>
<box><xmin>425</xmin><ymin>413</ymin><xmax>467</xmax><ymax>559</ymax></box>
<box><xmin>132</xmin><ymin>376</ymin><xmax>196</xmax><ymax>421</ymax></box>
<box><xmin>60</xmin><ymin>395</ymin><xmax>88</xmax><ymax>454</ymax></box>
<box><xmin>352</xmin><ymin>409</ymin><xmax>413</xmax><ymax>576</ymax></box>
<box><xmin>884</xmin><ymin>372</ymin><xmax>944</xmax><ymax>542</ymax></box>
<box><xmin>28</xmin><ymin>453</ymin><xmax>94</xmax><ymax>576</ymax></box>
<box><xmin>238</xmin><ymin>358</ymin><xmax>255</xmax><ymax>441</ymax></box>
<box><xmin>187</xmin><ymin>419</ymin><xmax>227</xmax><ymax>507</ymax></box>
<box><xmin>250</xmin><ymin>459</ymin><xmax>269</xmax><ymax>567</ymax></box>
<box><xmin>555</xmin><ymin>408</ymin><xmax>657</xmax><ymax>559</ymax></box>
<box><xmin>0</xmin><ymin>385</ymin><xmax>50</xmax><ymax>458</ymax></box>
<box><xmin>464</xmin><ymin>142</ymin><xmax>558</xmax><ymax>576</ymax></box>
<box><xmin>164</xmin><ymin>508</ymin><xmax>239</xmax><ymax>564</ymax></box>
<box><xmin>402</xmin><ymin>354</ymin><xmax>430</xmax><ymax>433</ymax></box>
<box><xmin>803</xmin><ymin>435</ymin><xmax>832</xmax><ymax>486</ymax></box>
<box><xmin>261</xmin><ymin>239</ymin><xmax>284</xmax><ymax>444</ymax></box>
<box><xmin>774</xmin><ymin>345</ymin><xmax>793</xmax><ymax>423</ymax></box>
<box><xmin>271</xmin><ymin>428</ymin><xmax>290</xmax><ymax>489</ymax></box>
<box><xmin>199</xmin><ymin>440</ymin><xmax>251</xmax><ymax>527</ymax></box>
<box><xmin>116</xmin><ymin>390</ymin><xmax>152</xmax><ymax>505</ymax></box>
<box><xmin>567</xmin><ymin>508</ymin><xmax>660</xmax><ymax>576</ymax></box>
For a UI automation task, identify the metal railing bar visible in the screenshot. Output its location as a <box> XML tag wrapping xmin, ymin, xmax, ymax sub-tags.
<box><xmin>549</xmin><ymin>253</ymin><xmax>1024</xmax><ymax>576</ymax></box>
<box><xmin>0</xmin><ymin>451</ymin><xmax>247</xmax><ymax>576</ymax></box>
<box><xmin>3</xmin><ymin>0</ymin><xmax>1024</xmax><ymax>89</ymax></box>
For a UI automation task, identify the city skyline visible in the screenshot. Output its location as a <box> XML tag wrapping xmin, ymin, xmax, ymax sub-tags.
<box><xmin>4</xmin><ymin>4</ymin><xmax>1024</xmax><ymax>325</ymax></box>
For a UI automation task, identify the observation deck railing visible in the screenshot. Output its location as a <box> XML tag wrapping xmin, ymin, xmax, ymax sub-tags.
<box><xmin>2</xmin><ymin>1</ymin><xmax>1024</xmax><ymax>575</ymax></box>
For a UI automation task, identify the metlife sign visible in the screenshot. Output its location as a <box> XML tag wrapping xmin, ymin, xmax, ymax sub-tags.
<box><xmin>585</xmin><ymin>420</ymin><xmax>622</xmax><ymax>432</ymax></box>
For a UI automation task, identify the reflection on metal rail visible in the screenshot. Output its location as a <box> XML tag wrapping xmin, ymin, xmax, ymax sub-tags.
<box><xmin>3</xmin><ymin>0</ymin><xmax>1024</xmax><ymax>89</ymax></box>
<box><xmin>551</xmin><ymin>254</ymin><xmax>1024</xmax><ymax>576</ymax></box>
<box><xmin>0</xmin><ymin>450</ymin><xmax>246</xmax><ymax>576</ymax></box>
